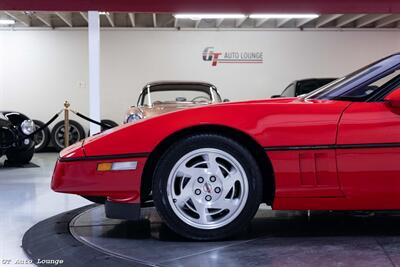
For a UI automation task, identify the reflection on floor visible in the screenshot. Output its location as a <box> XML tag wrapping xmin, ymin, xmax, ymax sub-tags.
<box><xmin>70</xmin><ymin>204</ymin><xmax>400</xmax><ymax>267</ymax></box>
<box><xmin>0</xmin><ymin>153</ymin><xmax>90</xmax><ymax>265</ymax></box>
<box><xmin>5</xmin><ymin>153</ymin><xmax>400</xmax><ymax>267</ymax></box>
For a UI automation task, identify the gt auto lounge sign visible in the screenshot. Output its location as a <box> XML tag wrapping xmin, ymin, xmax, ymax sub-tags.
<box><xmin>202</xmin><ymin>47</ymin><xmax>263</xmax><ymax>66</ymax></box>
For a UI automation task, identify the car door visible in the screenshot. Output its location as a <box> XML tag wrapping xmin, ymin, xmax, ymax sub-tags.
<box><xmin>337</xmin><ymin>87</ymin><xmax>400</xmax><ymax>209</ymax></box>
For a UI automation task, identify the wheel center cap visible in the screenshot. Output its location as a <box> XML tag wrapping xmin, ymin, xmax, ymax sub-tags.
<box><xmin>203</xmin><ymin>182</ymin><xmax>212</xmax><ymax>193</ymax></box>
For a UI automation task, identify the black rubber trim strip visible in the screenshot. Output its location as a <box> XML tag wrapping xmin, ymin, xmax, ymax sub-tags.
<box><xmin>59</xmin><ymin>152</ymin><xmax>150</xmax><ymax>162</ymax></box>
<box><xmin>264</xmin><ymin>142</ymin><xmax>400</xmax><ymax>151</ymax></box>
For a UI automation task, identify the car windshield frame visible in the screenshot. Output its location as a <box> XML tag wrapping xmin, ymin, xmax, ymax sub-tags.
<box><xmin>137</xmin><ymin>85</ymin><xmax>221</xmax><ymax>106</ymax></box>
<box><xmin>304</xmin><ymin>54</ymin><xmax>400</xmax><ymax>101</ymax></box>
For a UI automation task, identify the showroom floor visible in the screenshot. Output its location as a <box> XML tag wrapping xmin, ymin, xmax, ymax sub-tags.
<box><xmin>0</xmin><ymin>153</ymin><xmax>90</xmax><ymax>266</ymax></box>
<box><xmin>4</xmin><ymin>153</ymin><xmax>400</xmax><ymax>266</ymax></box>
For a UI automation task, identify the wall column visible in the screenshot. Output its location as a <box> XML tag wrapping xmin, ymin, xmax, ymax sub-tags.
<box><xmin>88</xmin><ymin>11</ymin><xmax>101</xmax><ymax>135</ymax></box>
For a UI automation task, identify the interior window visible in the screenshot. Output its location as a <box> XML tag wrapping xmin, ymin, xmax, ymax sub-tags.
<box><xmin>306</xmin><ymin>54</ymin><xmax>400</xmax><ymax>101</ymax></box>
<box><xmin>297</xmin><ymin>81</ymin><xmax>318</xmax><ymax>96</ymax></box>
<box><xmin>342</xmin><ymin>69</ymin><xmax>400</xmax><ymax>101</ymax></box>
<box><xmin>142</xmin><ymin>90</ymin><xmax>211</xmax><ymax>106</ymax></box>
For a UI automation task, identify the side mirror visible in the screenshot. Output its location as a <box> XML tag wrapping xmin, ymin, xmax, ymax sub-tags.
<box><xmin>271</xmin><ymin>95</ymin><xmax>281</xmax><ymax>98</ymax></box>
<box><xmin>384</xmin><ymin>88</ymin><xmax>400</xmax><ymax>108</ymax></box>
<box><xmin>223</xmin><ymin>99</ymin><xmax>230</xmax><ymax>102</ymax></box>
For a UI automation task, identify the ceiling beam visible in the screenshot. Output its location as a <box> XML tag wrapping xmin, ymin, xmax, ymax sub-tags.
<box><xmin>337</xmin><ymin>14</ymin><xmax>365</xmax><ymax>27</ymax></box>
<box><xmin>255</xmin><ymin>18</ymin><xmax>268</xmax><ymax>27</ymax></box>
<box><xmin>296</xmin><ymin>17</ymin><xmax>317</xmax><ymax>28</ymax></box>
<box><xmin>105</xmin><ymin>12</ymin><xmax>114</xmax><ymax>27</ymax></box>
<box><xmin>128</xmin><ymin>12</ymin><xmax>135</xmax><ymax>27</ymax></box>
<box><xmin>195</xmin><ymin>19</ymin><xmax>201</xmax><ymax>28</ymax></box>
<box><xmin>216</xmin><ymin>18</ymin><xmax>224</xmax><ymax>27</ymax></box>
<box><xmin>315</xmin><ymin>14</ymin><xmax>343</xmax><ymax>28</ymax></box>
<box><xmin>152</xmin><ymin>13</ymin><xmax>157</xmax><ymax>27</ymax></box>
<box><xmin>35</xmin><ymin>13</ymin><xmax>52</xmax><ymax>27</ymax></box>
<box><xmin>55</xmin><ymin>12</ymin><xmax>72</xmax><ymax>27</ymax></box>
<box><xmin>235</xmin><ymin>17</ymin><xmax>247</xmax><ymax>27</ymax></box>
<box><xmin>276</xmin><ymin>18</ymin><xmax>291</xmax><ymax>27</ymax></box>
<box><xmin>356</xmin><ymin>14</ymin><xmax>389</xmax><ymax>27</ymax></box>
<box><xmin>376</xmin><ymin>14</ymin><xmax>400</xmax><ymax>28</ymax></box>
<box><xmin>4</xmin><ymin>11</ymin><xmax>30</xmax><ymax>26</ymax></box>
<box><xmin>79</xmin><ymin>12</ymin><xmax>88</xmax><ymax>23</ymax></box>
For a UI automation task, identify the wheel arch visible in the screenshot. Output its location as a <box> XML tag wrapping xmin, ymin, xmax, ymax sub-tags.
<box><xmin>141</xmin><ymin>124</ymin><xmax>275</xmax><ymax>206</ymax></box>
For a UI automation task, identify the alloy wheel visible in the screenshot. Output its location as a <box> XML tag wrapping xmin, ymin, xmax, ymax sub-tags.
<box><xmin>166</xmin><ymin>148</ymin><xmax>249</xmax><ymax>230</ymax></box>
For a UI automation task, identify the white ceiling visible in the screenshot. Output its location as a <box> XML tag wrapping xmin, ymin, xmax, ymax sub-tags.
<box><xmin>1</xmin><ymin>11</ymin><xmax>400</xmax><ymax>29</ymax></box>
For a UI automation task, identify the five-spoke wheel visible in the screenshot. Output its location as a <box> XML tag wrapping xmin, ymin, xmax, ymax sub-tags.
<box><xmin>167</xmin><ymin>148</ymin><xmax>248</xmax><ymax>229</ymax></box>
<box><xmin>153</xmin><ymin>134</ymin><xmax>262</xmax><ymax>240</ymax></box>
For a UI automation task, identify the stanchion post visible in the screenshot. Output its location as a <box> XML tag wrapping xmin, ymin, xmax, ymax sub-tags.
<box><xmin>64</xmin><ymin>101</ymin><xmax>70</xmax><ymax>148</ymax></box>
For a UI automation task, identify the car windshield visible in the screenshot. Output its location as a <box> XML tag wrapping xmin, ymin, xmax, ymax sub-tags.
<box><xmin>142</xmin><ymin>90</ymin><xmax>213</xmax><ymax>106</ymax></box>
<box><xmin>305</xmin><ymin>54</ymin><xmax>400</xmax><ymax>101</ymax></box>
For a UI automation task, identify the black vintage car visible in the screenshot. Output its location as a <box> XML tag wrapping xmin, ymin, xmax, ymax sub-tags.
<box><xmin>0</xmin><ymin>111</ymin><xmax>35</xmax><ymax>164</ymax></box>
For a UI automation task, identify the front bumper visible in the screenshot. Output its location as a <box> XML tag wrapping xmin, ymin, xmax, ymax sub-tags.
<box><xmin>52</xmin><ymin>155</ymin><xmax>147</xmax><ymax>210</ymax></box>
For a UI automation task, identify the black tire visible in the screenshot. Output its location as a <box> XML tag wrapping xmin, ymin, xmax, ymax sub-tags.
<box><xmin>51</xmin><ymin>120</ymin><xmax>86</xmax><ymax>151</ymax></box>
<box><xmin>101</xmin><ymin>119</ymin><xmax>118</xmax><ymax>130</ymax></box>
<box><xmin>6</xmin><ymin>146</ymin><xmax>34</xmax><ymax>164</ymax></box>
<box><xmin>87</xmin><ymin>119</ymin><xmax>118</xmax><ymax>136</ymax></box>
<box><xmin>32</xmin><ymin>120</ymin><xmax>50</xmax><ymax>152</ymax></box>
<box><xmin>152</xmin><ymin>134</ymin><xmax>263</xmax><ymax>240</ymax></box>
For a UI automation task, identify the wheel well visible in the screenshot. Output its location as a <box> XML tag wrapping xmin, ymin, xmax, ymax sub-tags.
<box><xmin>141</xmin><ymin>125</ymin><xmax>275</xmax><ymax>205</ymax></box>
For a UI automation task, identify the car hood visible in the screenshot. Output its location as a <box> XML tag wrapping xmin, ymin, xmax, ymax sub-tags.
<box><xmin>85</xmin><ymin>97</ymin><xmax>308</xmax><ymax>144</ymax></box>
<box><xmin>64</xmin><ymin>96</ymin><xmax>348</xmax><ymax>159</ymax></box>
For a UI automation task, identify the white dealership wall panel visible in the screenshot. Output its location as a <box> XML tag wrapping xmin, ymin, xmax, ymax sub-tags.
<box><xmin>0</xmin><ymin>29</ymin><xmax>399</xmax><ymax>125</ymax></box>
<box><xmin>0</xmin><ymin>30</ymin><xmax>89</xmax><ymax>127</ymax></box>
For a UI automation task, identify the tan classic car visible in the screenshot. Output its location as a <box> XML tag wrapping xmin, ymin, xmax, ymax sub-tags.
<box><xmin>124</xmin><ymin>81</ymin><xmax>226</xmax><ymax>123</ymax></box>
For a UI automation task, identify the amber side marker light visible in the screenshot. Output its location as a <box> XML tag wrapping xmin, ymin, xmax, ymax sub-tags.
<box><xmin>97</xmin><ymin>162</ymin><xmax>113</xmax><ymax>171</ymax></box>
<box><xmin>97</xmin><ymin>161</ymin><xmax>138</xmax><ymax>172</ymax></box>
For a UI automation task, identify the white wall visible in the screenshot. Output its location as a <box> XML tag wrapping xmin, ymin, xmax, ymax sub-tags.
<box><xmin>1</xmin><ymin>29</ymin><xmax>399</xmax><ymax>128</ymax></box>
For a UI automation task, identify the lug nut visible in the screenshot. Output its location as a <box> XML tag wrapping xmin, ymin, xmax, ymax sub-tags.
<box><xmin>195</xmin><ymin>189</ymin><xmax>201</xmax><ymax>195</ymax></box>
<box><xmin>214</xmin><ymin>187</ymin><xmax>221</xmax><ymax>193</ymax></box>
<box><xmin>205</xmin><ymin>195</ymin><xmax>212</xmax><ymax>201</ymax></box>
<box><xmin>197</xmin><ymin>177</ymin><xmax>204</xmax><ymax>183</ymax></box>
<box><xmin>210</xmin><ymin>176</ymin><xmax>216</xmax><ymax>182</ymax></box>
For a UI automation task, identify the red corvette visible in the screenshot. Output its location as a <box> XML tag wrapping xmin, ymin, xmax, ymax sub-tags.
<box><xmin>53</xmin><ymin>53</ymin><xmax>400</xmax><ymax>240</ymax></box>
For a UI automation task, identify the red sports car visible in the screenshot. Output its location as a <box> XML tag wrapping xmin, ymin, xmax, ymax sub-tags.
<box><xmin>52</xmin><ymin>53</ymin><xmax>400</xmax><ymax>240</ymax></box>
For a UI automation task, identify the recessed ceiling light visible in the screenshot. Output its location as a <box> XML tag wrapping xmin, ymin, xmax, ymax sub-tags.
<box><xmin>99</xmin><ymin>12</ymin><xmax>110</xmax><ymax>15</ymax></box>
<box><xmin>249</xmin><ymin>14</ymin><xmax>319</xmax><ymax>19</ymax></box>
<box><xmin>174</xmin><ymin>14</ymin><xmax>246</xmax><ymax>20</ymax></box>
<box><xmin>0</xmin><ymin>19</ymin><xmax>15</xmax><ymax>25</ymax></box>
<box><xmin>23</xmin><ymin>11</ymin><xmax>35</xmax><ymax>16</ymax></box>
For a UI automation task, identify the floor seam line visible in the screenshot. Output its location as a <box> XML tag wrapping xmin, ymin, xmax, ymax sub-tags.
<box><xmin>374</xmin><ymin>236</ymin><xmax>396</xmax><ymax>267</ymax></box>
<box><xmin>157</xmin><ymin>234</ymin><xmax>272</xmax><ymax>265</ymax></box>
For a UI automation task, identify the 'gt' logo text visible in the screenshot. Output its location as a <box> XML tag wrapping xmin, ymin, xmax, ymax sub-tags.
<box><xmin>202</xmin><ymin>46</ymin><xmax>264</xmax><ymax>67</ymax></box>
<box><xmin>202</xmin><ymin>47</ymin><xmax>221</xmax><ymax>67</ymax></box>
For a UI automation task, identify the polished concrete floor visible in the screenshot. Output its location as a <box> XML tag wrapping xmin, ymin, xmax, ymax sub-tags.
<box><xmin>5</xmin><ymin>153</ymin><xmax>400</xmax><ymax>266</ymax></box>
<box><xmin>70</xmin><ymin>205</ymin><xmax>400</xmax><ymax>267</ymax></box>
<box><xmin>0</xmin><ymin>153</ymin><xmax>90</xmax><ymax>266</ymax></box>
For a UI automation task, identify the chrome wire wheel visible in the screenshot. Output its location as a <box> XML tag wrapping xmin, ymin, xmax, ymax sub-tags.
<box><xmin>167</xmin><ymin>148</ymin><xmax>249</xmax><ymax>230</ymax></box>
